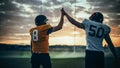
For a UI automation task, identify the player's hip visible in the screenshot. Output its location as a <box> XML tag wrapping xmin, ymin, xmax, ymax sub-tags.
<box><xmin>31</xmin><ymin>53</ymin><xmax>51</xmax><ymax>63</ymax></box>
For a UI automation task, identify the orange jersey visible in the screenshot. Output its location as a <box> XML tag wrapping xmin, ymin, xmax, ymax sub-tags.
<box><xmin>29</xmin><ymin>24</ymin><xmax>52</xmax><ymax>53</ymax></box>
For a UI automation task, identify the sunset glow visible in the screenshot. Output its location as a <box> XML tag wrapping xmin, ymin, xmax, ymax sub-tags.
<box><xmin>0</xmin><ymin>0</ymin><xmax>120</xmax><ymax>47</ymax></box>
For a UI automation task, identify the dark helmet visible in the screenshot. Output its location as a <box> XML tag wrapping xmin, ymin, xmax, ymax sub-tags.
<box><xmin>89</xmin><ymin>12</ymin><xmax>104</xmax><ymax>23</ymax></box>
<box><xmin>35</xmin><ymin>15</ymin><xmax>48</xmax><ymax>26</ymax></box>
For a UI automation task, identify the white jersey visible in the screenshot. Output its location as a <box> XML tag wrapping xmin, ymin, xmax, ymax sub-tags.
<box><xmin>82</xmin><ymin>19</ymin><xmax>110</xmax><ymax>52</ymax></box>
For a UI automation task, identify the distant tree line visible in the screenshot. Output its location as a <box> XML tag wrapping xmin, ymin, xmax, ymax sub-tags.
<box><xmin>0</xmin><ymin>44</ymin><xmax>120</xmax><ymax>54</ymax></box>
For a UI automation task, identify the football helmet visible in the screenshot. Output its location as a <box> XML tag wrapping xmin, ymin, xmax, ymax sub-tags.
<box><xmin>35</xmin><ymin>15</ymin><xmax>48</xmax><ymax>26</ymax></box>
<box><xmin>89</xmin><ymin>12</ymin><xmax>103</xmax><ymax>23</ymax></box>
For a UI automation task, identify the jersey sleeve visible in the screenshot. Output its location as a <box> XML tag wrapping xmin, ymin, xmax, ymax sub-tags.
<box><xmin>104</xmin><ymin>25</ymin><xmax>111</xmax><ymax>35</ymax></box>
<box><xmin>47</xmin><ymin>27</ymin><xmax>53</xmax><ymax>35</ymax></box>
<box><xmin>82</xmin><ymin>19</ymin><xmax>90</xmax><ymax>29</ymax></box>
<box><xmin>29</xmin><ymin>28</ymin><xmax>33</xmax><ymax>35</ymax></box>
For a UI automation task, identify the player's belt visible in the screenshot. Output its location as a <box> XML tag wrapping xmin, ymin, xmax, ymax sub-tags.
<box><xmin>33</xmin><ymin>52</ymin><xmax>42</xmax><ymax>54</ymax></box>
<box><xmin>32</xmin><ymin>51</ymin><xmax>48</xmax><ymax>54</ymax></box>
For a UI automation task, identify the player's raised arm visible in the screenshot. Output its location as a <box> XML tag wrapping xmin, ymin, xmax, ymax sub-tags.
<box><xmin>52</xmin><ymin>8</ymin><xmax>64</xmax><ymax>32</ymax></box>
<box><xmin>62</xmin><ymin>8</ymin><xmax>85</xmax><ymax>29</ymax></box>
<box><xmin>104</xmin><ymin>34</ymin><xmax>118</xmax><ymax>59</ymax></box>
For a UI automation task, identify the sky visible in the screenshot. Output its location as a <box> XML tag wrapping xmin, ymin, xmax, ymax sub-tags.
<box><xmin>0</xmin><ymin>0</ymin><xmax>120</xmax><ymax>47</ymax></box>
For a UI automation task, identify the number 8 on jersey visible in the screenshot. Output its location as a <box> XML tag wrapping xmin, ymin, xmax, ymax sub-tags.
<box><xmin>32</xmin><ymin>29</ymin><xmax>38</xmax><ymax>42</ymax></box>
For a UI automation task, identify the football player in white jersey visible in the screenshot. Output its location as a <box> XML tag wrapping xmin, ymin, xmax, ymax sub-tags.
<box><xmin>62</xmin><ymin>9</ymin><xmax>118</xmax><ymax>68</ymax></box>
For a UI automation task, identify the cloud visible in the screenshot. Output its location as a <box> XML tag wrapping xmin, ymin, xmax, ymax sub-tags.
<box><xmin>87</xmin><ymin>0</ymin><xmax>120</xmax><ymax>36</ymax></box>
<box><xmin>0</xmin><ymin>0</ymin><xmax>120</xmax><ymax>45</ymax></box>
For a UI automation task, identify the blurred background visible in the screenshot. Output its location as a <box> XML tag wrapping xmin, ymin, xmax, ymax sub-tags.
<box><xmin>0</xmin><ymin>0</ymin><xmax>120</xmax><ymax>68</ymax></box>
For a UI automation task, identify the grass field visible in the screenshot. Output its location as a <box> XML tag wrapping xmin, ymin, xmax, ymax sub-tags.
<box><xmin>0</xmin><ymin>57</ymin><xmax>85</xmax><ymax>68</ymax></box>
<box><xmin>0</xmin><ymin>51</ymin><xmax>119</xmax><ymax>68</ymax></box>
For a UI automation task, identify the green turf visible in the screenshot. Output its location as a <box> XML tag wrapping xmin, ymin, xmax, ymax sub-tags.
<box><xmin>0</xmin><ymin>51</ymin><xmax>119</xmax><ymax>68</ymax></box>
<box><xmin>0</xmin><ymin>58</ymin><xmax>85</xmax><ymax>68</ymax></box>
<box><xmin>0</xmin><ymin>57</ymin><xmax>120</xmax><ymax>68</ymax></box>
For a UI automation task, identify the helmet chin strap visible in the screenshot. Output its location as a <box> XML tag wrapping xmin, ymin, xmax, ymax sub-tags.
<box><xmin>44</xmin><ymin>19</ymin><xmax>49</xmax><ymax>24</ymax></box>
<box><xmin>44</xmin><ymin>19</ymin><xmax>48</xmax><ymax>22</ymax></box>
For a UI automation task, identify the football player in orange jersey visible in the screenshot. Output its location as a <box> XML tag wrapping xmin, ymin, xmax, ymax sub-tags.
<box><xmin>29</xmin><ymin>8</ymin><xmax>64</xmax><ymax>68</ymax></box>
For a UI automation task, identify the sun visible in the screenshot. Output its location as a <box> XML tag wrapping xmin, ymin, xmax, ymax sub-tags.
<box><xmin>49</xmin><ymin>36</ymin><xmax>75</xmax><ymax>45</ymax></box>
